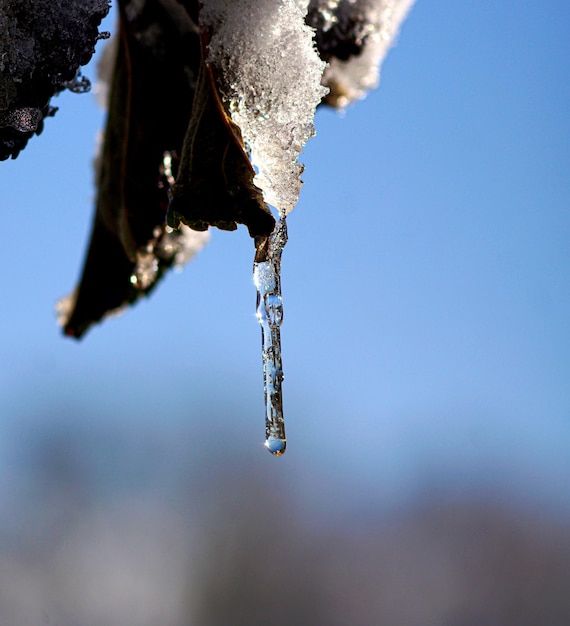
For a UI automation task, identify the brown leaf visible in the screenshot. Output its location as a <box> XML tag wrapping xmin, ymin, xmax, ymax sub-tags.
<box><xmin>167</xmin><ymin>55</ymin><xmax>275</xmax><ymax>238</ymax></box>
<box><xmin>62</xmin><ymin>0</ymin><xmax>201</xmax><ymax>338</ymax></box>
<box><xmin>63</xmin><ymin>0</ymin><xmax>275</xmax><ymax>339</ymax></box>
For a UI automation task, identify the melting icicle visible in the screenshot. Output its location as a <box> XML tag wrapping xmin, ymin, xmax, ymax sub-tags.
<box><xmin>254</xmin><ymin>217</ymin><xmax>288</xmax><ymax>455</ymax></box>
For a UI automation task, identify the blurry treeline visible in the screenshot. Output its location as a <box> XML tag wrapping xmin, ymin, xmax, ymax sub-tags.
<box><xmin>1</xmin><ymin>406</ymin><xmax>569</xmax><ymax>626</ymax></box>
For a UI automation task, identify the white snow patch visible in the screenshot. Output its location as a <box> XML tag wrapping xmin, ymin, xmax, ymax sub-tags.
<box><xmin>201</xmin><ymin>0</ymin><xmax>328</xmax><ymax>215</ymax></box>
<box><xmin>312</xmin><ymin>0</ymin><xmax>415</xmax><ymax>106</ymax></box>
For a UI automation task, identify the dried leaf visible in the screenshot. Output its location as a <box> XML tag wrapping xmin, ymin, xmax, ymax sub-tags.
<box><xmin>61</xmin><ymin>1</ymin><xmax>414</xmax><ymax>338</ymax></box>
<box><xmin>62</xmin><ymin>0</ymin><xmax>202</xmax><ymax>337</ymax></box>
<box><xmin>63</xmin><ymin>0</ymin><xmax>274</xmax><ymax>338</ymax></box>
<box><xmin>167</xmin><ymin>55</ymin><xmax>275</xmax><ymax>238</ymax></box>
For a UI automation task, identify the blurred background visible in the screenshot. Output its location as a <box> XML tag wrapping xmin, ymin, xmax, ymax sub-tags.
<box><xmin>1</xmin><ymin>1</ymin><xmax>569</xmax><ymax>624</ymax></box>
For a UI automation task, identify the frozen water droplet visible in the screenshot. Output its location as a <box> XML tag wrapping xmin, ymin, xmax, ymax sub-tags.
<box><xmin>265</xmin><ymin>436</ymin><xmax>286</xmax><ymax>456</ymax></box>
<box><xmin>131</xmin><ymin>251</ymin><xmax>158</xmax><ymax>290</ymax></box>
<box><xmin>161</xmin><ymin>151</ymin><xmax>175</xmax><ymax>187</ymax></box>
<box><xmin>63</xmin><ymin>71</ymin><xmax>91</xmax><ymax>94</ymax></box>
<box><xmin>254</xmin><ymin>218</ymin><xmax>288</xmax><ymax>456</ymax></box>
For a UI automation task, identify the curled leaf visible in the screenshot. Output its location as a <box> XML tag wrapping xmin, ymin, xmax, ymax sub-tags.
<box><xmin>61</xmin><ymin>0</ymin><xmax>205</xmax><ymax>337</ymax></box>
<box><xmin>167</xmin><ymin>56</ymin><xmax>275</xmax><ymax>238</ymax></box>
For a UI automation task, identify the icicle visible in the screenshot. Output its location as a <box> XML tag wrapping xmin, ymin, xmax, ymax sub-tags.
<box><xmin>253</xmin><ymin>217</ymin><xmax>288</xmax><ymax>455</ymax></box>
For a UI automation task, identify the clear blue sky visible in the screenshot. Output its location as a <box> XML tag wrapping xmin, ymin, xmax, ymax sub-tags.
<box><xmin>1</xmin><ymin>1</ymin><xmax>569</xmax><ymax>517</ymax></box>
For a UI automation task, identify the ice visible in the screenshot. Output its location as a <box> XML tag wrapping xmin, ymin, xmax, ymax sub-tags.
<box><xmin>157</xmin><ymin>152</ymin><xmax>211</xmax><ymax>270</ymax></box>
<box><xmin>201</xmin><ymin>0</ymin><xmax>328</xmax><ymax>215</ymax></box>
<box><xmin>131</xmin><ymin>250</ymin><xmax>159</xmax><ymax>290</ymax></box>
<box><xmin>158</xmin><ymin>225</ymin><xmax>210</xmax><ymax>272</ymax></box>
<box><xmin>309</xmin><ymin>0</ymin><xmax>416</xmax><ymax>107</ymax></box>
<box><xmin>199</xmin><ymin>2</ymin><xmax>326</xmax><ymax>451</ymax></box>
<box><xmin>200</xmin><ymin>0</ymin><xmax>415</xmax><ymax>209</ymax></box>
<box><xmin>130</xmin><ymin>153</ymin><xmax>210</xmax><ymax>292</ymax></box>
<box><xmin>199</xmin><ymin>0</ymin><xmax>415</xmax><ymax>453</ymax></box>
<box><xmin>129</xmin><ymin>225</ymin><xmax>210</xmax><ymax>292</ymax></box>
<box><xmin>253</xmin><ymin>218</ymin><xmax>288</xmax><ymax>455</ymax></box>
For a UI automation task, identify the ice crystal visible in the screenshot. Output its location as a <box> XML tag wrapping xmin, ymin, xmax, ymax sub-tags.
<box><xmin>201</xmin><ymin>0</ymin><xmax>328</xmax><ymax>215</ymax></box>
<box><xmin>310</xmin><ymin>0</ymin><xmax>416</xmax><ymax>106</ymax></box>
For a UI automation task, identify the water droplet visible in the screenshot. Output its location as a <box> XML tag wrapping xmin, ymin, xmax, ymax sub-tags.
<box><xmin>265</xmin><ymin>436</ymin><xmax>286</xmax><ymax>456</ymax></box>
<box><xmin>131</xmin><ymin>251</ymin><xmax>158</xmax><ymax>290</ymax></box>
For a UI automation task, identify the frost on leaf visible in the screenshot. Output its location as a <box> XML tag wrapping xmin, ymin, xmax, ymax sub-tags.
<box><xmin>57</xmin><ymin>0</ymin><xmax>415</xmax><ymax>338</ymax></box>
<box><xmin>166</xmin><ymin>57</ymin><xmax>276</xmax><ymax>238</ymax></box>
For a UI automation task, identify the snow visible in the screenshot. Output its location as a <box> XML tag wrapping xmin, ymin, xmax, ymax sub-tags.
<box><xmin>311</xmin><ymin>0</ymin><xmax>416</xmax><ymax>107</ymax></box>
<box><xmin>201</xmin><ymin>0</ymin><xmax>328</xmax><ymax>215</ymax></box>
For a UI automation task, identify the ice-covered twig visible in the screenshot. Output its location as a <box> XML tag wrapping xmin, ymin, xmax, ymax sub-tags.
<box><xmin>254</xmin><ymin>218</ymin><xmax>288</xmax><ymax>455</ymax></box>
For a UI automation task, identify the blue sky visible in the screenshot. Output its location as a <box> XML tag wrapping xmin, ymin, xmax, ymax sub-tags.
<box><xmin>1</xmin><ymin>1</ymin><xmax>569</xmax><ymax>517</ymax></box>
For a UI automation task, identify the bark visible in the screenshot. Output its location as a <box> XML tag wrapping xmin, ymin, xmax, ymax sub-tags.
<box><xmin>0</xmin><ymin>0</ymin><xmax>111</xmax><ymax>160</ymax></box>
